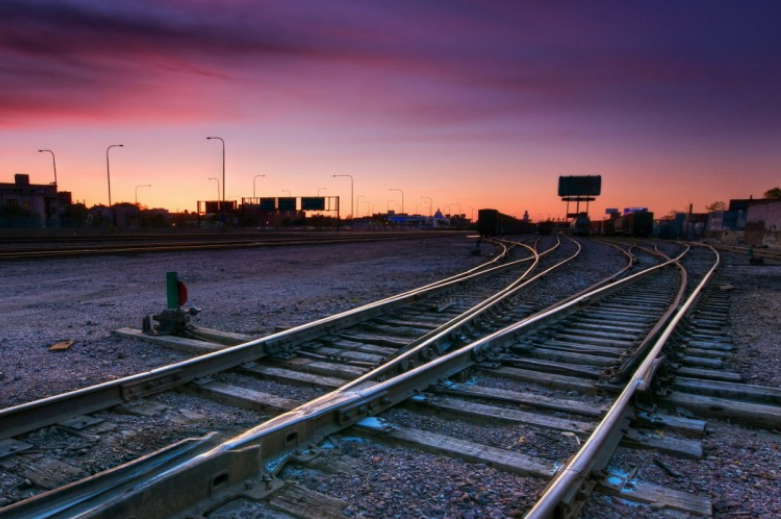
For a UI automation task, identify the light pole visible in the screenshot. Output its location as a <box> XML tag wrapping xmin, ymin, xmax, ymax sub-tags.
<box><xmin>421</xmin><ymin>196</ymin><xmax>432</xmax><ymax>216</ymax></box>
<box><xmin>451</xmin><ymin>203</ymin><xmax>461</xmax><ymax>216</ymax></box>
<box><xmin>206</xmin><ymin>136</ymin><xmax>225</xmax><ymax>214</ymax></box>
<box><xmin>208</xmin><ymin>177</ymin><xmax>220</xmax><ymax>200</ymax></box>
<box><xmin>332</xmin><ymin>174</ymin><xmax>354</xmax><ymax>219</ymax></box>
<box><xmin>356</xmin><ymin>195</ymin><xmax>365</xmax><ymax>218</ymax></box>
<box><xmin>389</xmin><ymin>188</ymin><xmax>404</xmax><ymax>214</ymax></box>
<box><xmin>282</xmin><ymin>190</ymin><xmax>291</xmax><ymax>197</ymax></box>
<box><xmin>106</xmin><ymin>144</ymin><xmax>123</xmax><ymax>209</ymax></box>
<box><xmin>317</xmin><ymin>187</ymin><xmax>327</xmax><ymax>196</ymax></box>
<box><xmin>135</xmin><ymin>184</ymin><xmax>151</xmax><ymax>205</ymax></box>
<box><xmin>253</xmin><ymin>174</ymin><xmax>265</xmax><ymax>198</ymax></box>
<box><xmin>38</xmin><ymin>149</ymin><xmax>57</xmax><ymax>186</ymax></box>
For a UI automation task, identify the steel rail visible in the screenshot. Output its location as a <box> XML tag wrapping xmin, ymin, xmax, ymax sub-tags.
<box><xmin>524</xmin><ymin>245</ymin><xmax>720</xmax><ymax>519</ymax></box>
<box><xmin>348</xmin><ymin>234</ymin><xmax>563</xmax><ymax>384</ymax></box>
<box><xmin>0</xmin><ymin>238</ymin><xmax>669</xmax><ymax>519</ymax></box>
<box><xmin>0</xmin><ymin>233</ymin><xmax>468</xmax><ymax>260</ymax></box>
<box><xmin>600</xmin><ymin>244</ymin><xmax>689</xmax><ymax>383</ymax></box>
<box><xmin>0</xmin><ymin>237</ymin><xmax>537</xmax><ymax>441</ymax></box>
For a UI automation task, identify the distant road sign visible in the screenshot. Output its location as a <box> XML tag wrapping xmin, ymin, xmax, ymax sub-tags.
<box><xmin>278</xmin><ymin>197</ymin><xmax>296</xmax><ymax>211</ymax></box>
<box><xmin>301</xmin><ymin>197</ymin><xmax>325</xmax><ymax>210</ymax></box>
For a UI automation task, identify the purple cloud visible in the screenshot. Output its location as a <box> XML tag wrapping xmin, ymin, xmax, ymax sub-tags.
<box><xmin>0</xmin><ymin>0</ymin><xmax>779</xmax><ymax>139</ymax></box>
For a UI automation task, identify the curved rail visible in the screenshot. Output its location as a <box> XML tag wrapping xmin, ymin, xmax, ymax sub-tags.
<box><xmin>0</xmin><ymin>237</ymin><xmax>535</xmax><ymax>441</ymax></box>
<box><xmin>0</xmin><ymin>239</ymin><xmax>674</xmax><ymax>519</ymax></box>
<box><xmin>0</xmin><ymin>232</ymin><xmax>469</xmax><ymax>260</ymax></box>
<box><xmin>524</xmin><ymin>244</ymin><xmax>720</xmax><ymax>519</ymax></box>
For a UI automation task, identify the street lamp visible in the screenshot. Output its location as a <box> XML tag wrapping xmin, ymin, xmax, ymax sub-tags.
<box><xmin>389</xmin><ymin>188</ymin><xmax>404</xmax><ymax>214</ymax></box>
<box><xmin>451</xmin><ymin>203</ymin><xmax>461</xmax><ymax>216</ymax></box>
<box><xmin>135</xmin><ymin>184</ymin><xmax>151</xmax><ymax>205</ymax></box>
<box><xmin>38</xmin><ymin>149</ymin><xmax>57</xmax><ymax>186</ymax></box>
<box><xmin>208</xmin><ymin>177</ymin><xmax>220</xmax><ymax>200</ymax></box>
<box><xmin>106</xmin><ymin>144</ymin><xmax>123</xmax><ymax>209</ymax></box>
<box><xmin>421</xmin><ymin>196</ymin><xmax>432</xmax><ymax>217</ymax></box>
<box><xmin>356</xmin><ymin>195</ymin><xmax>365</xmax><ymax>218</ymax></box>
<box><xmin>317</xmin><ymin>187</ymin><xmax>327</xmax><ymax>196</ymax></box>
<box><xmin>253</xmin><ymin>174</ymin><xmax>265</xmax><ymax>198</ymax></box>
<box><xmin>332</xmin><ymin>174</ymin><xmax>354</xmax><ymax>219</ymax></box>
<box><xmin>206</xmin><ymin>136</ymin><xmax>225</xmax><ymax>203</ymax></box>
<box><xmin>282</xmin><ymin>190</ymin><xmax>291</xmax><ymax>197</ymax></box>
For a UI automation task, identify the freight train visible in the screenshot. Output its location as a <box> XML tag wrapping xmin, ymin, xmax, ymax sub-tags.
<box><xmin>477</xmin><ymin>209</ymin><xmax>537</xmax><ymax>236</ymax></box>
<box><xmin>613</xmin><ymin>211</ymin><xmax>654</xmax><ymax>237</ymax></box>
<box><xmin>569</xmin><ymin>213</ymin><xmax>590</xmax><ymax>236</ymax></box>
<box><xmin>590</xmin><ymin>211</ymin><xmax>655</xmax><ymax>237</ymax></box>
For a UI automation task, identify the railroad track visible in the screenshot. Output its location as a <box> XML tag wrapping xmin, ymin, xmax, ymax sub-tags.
<box><xmin>0</xmin><ymin>231</ymin><xmax>463</xmax><ymax>260</ymax></box>
<box><xmin>0</xmin><ymin>234</ymin><xmax>606</xmax><ymax>512</ymax></box>
<box><xmin>2</xmin><ymin>239</ymin><xmax>776</xmax><ymax>518</ymax></box>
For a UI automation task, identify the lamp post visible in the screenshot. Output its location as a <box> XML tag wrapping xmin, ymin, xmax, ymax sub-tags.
<box><xmin>332</xmin><ymin>174</ymin><xmax>354</xmax><ymax>219</ymax></box>
<box><xmin>135</xmin><ymin>184</ymin><xmax>151</xmax><ymax>205</ymax></box>
<box><xmin>106</xmin><ymin>144</ymin><xmax>123</xmax><ymax>209</ymax></box>
<box><xmin>356</xmin><ymin>195</ymin><xmax>365</xmax><ymax>218</ymax></box>
<box><xmin>282</xmin><ymin>190</ymin><xmax>291</xmax><ymax>197</ymax></box>
<box><xmin>317</xmin><ymin>187</ymin><xmax>327</xmax><ymax>196</ymax></box>
<box><xmin>421</xmin><ymin>196</ymin><xmax>432</xmax><ymax>217</ymax></box>
<box><xmin>38</xmin><ymin>149</ymin><xmax>57</xmax><ymax>186</ymax></box>
<box><xmin>208</xmin><ymin>177</ymin><xmax>220</xmax><ymax>200</ymax></box>
<box><xmin>389</xmin><ymin>188</ymin><xmax>404</xmax><ymax>214</ymax></box>
<box><xmin>451</xmin><ymin>203</ymin><xmax>461</xmax><ymax>216</ymax></box>
<box><xmin>253</xmin><ymin>174</ymin><xmax>265</xmax><ymax>198</ymax></box>
<box><xmin>206</xmin><ymin>137</ymin><xmax>225</xmax><ymax>203</ymax></box>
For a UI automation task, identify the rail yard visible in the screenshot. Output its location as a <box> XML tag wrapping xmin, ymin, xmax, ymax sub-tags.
<box><xmin>0</xmin><ymin>233</ymin><xmax>779</xmax><ymax>519</ymax></box>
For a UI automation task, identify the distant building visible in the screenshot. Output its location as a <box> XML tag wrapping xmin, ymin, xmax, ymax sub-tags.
<box><xmin>708</xmin><ymin>199</ymin><xmax>749</xmax><ymax>233</ymax></box>
<box><xmin>0</xmin><ymin>173</ymin><xmax>71</xmax><ymax>228</ymax></box>
<box><xmin>745</xmin><ymin>198</ymin><xmax>781</xmax><ymax>248</ymax></box>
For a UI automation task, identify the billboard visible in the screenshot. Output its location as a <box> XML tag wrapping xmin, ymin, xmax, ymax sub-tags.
<box><xmin>558</xmin><ymin>175</ymin><xmax>602</xmax><ymax>197</ymax></box>
<box><xmin>259</xmin><ymin>198</ymin><xmax>276</xmax><ymax>211</ymax></box>
<box><xmin>278</xmin><ymin>197</ymin><xmax>296</xmax><ymax>211</ymax></box>
<box><xmin>301</xmin><ymin>197</ymin><xmax>326</xmax><ymax>211</ymax></box>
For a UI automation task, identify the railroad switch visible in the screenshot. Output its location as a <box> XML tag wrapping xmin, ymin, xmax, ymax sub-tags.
<box><xmin>142</xmin><ymin>272</ymin><xmax>200</xmax><ymax>336</ymax></box>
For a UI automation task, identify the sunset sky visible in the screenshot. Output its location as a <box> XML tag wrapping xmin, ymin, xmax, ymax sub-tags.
<box><xmin>1</xmin><ymin>0</ymin><xmax>779</xmax><ymax>220</ymax></box>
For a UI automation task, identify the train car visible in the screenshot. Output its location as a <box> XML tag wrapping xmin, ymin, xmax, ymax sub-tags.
<box><xmin>477</xmin><ymin>209</ymin><xmax>500</xmax><ymax>236</ymax></box>
<box><xmin>603</xmin><ymin>217</ymin><xmax>616</xmax><ymax>235</ymax></box>
<box><xmin>611</xmin><ymin>211</ymin><xmax>654</xmax><ymax>236</ymax></box>
<box><xmin>570</xmin><ymin>213</ymin><xmax>590</xmax><ymax>236</ymax></box>
<box><xmin>477</xmin><ymin>209</ymin><xmax>531</xmax><ymax>236</ymax></box>
<box><xmin>625</xmin><ymin>211</ymin><xmax>654</xmax><ymax>237</ymax></box>
<box><xmin>589</xmin><ymin>218</ymin><xmax>608</xmax><ymax>235</ymax></box>
<box><xmin>537</xmin><ymin>220</ymin><xmax>554</xmax><ymax>235</ymax></box>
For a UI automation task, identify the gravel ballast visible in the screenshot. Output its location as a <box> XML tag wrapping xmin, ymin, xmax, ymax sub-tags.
<box><xmin>0</xmin><ymin>237</ymin><xmax>778</xmax><ymax>519</ymax></box>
